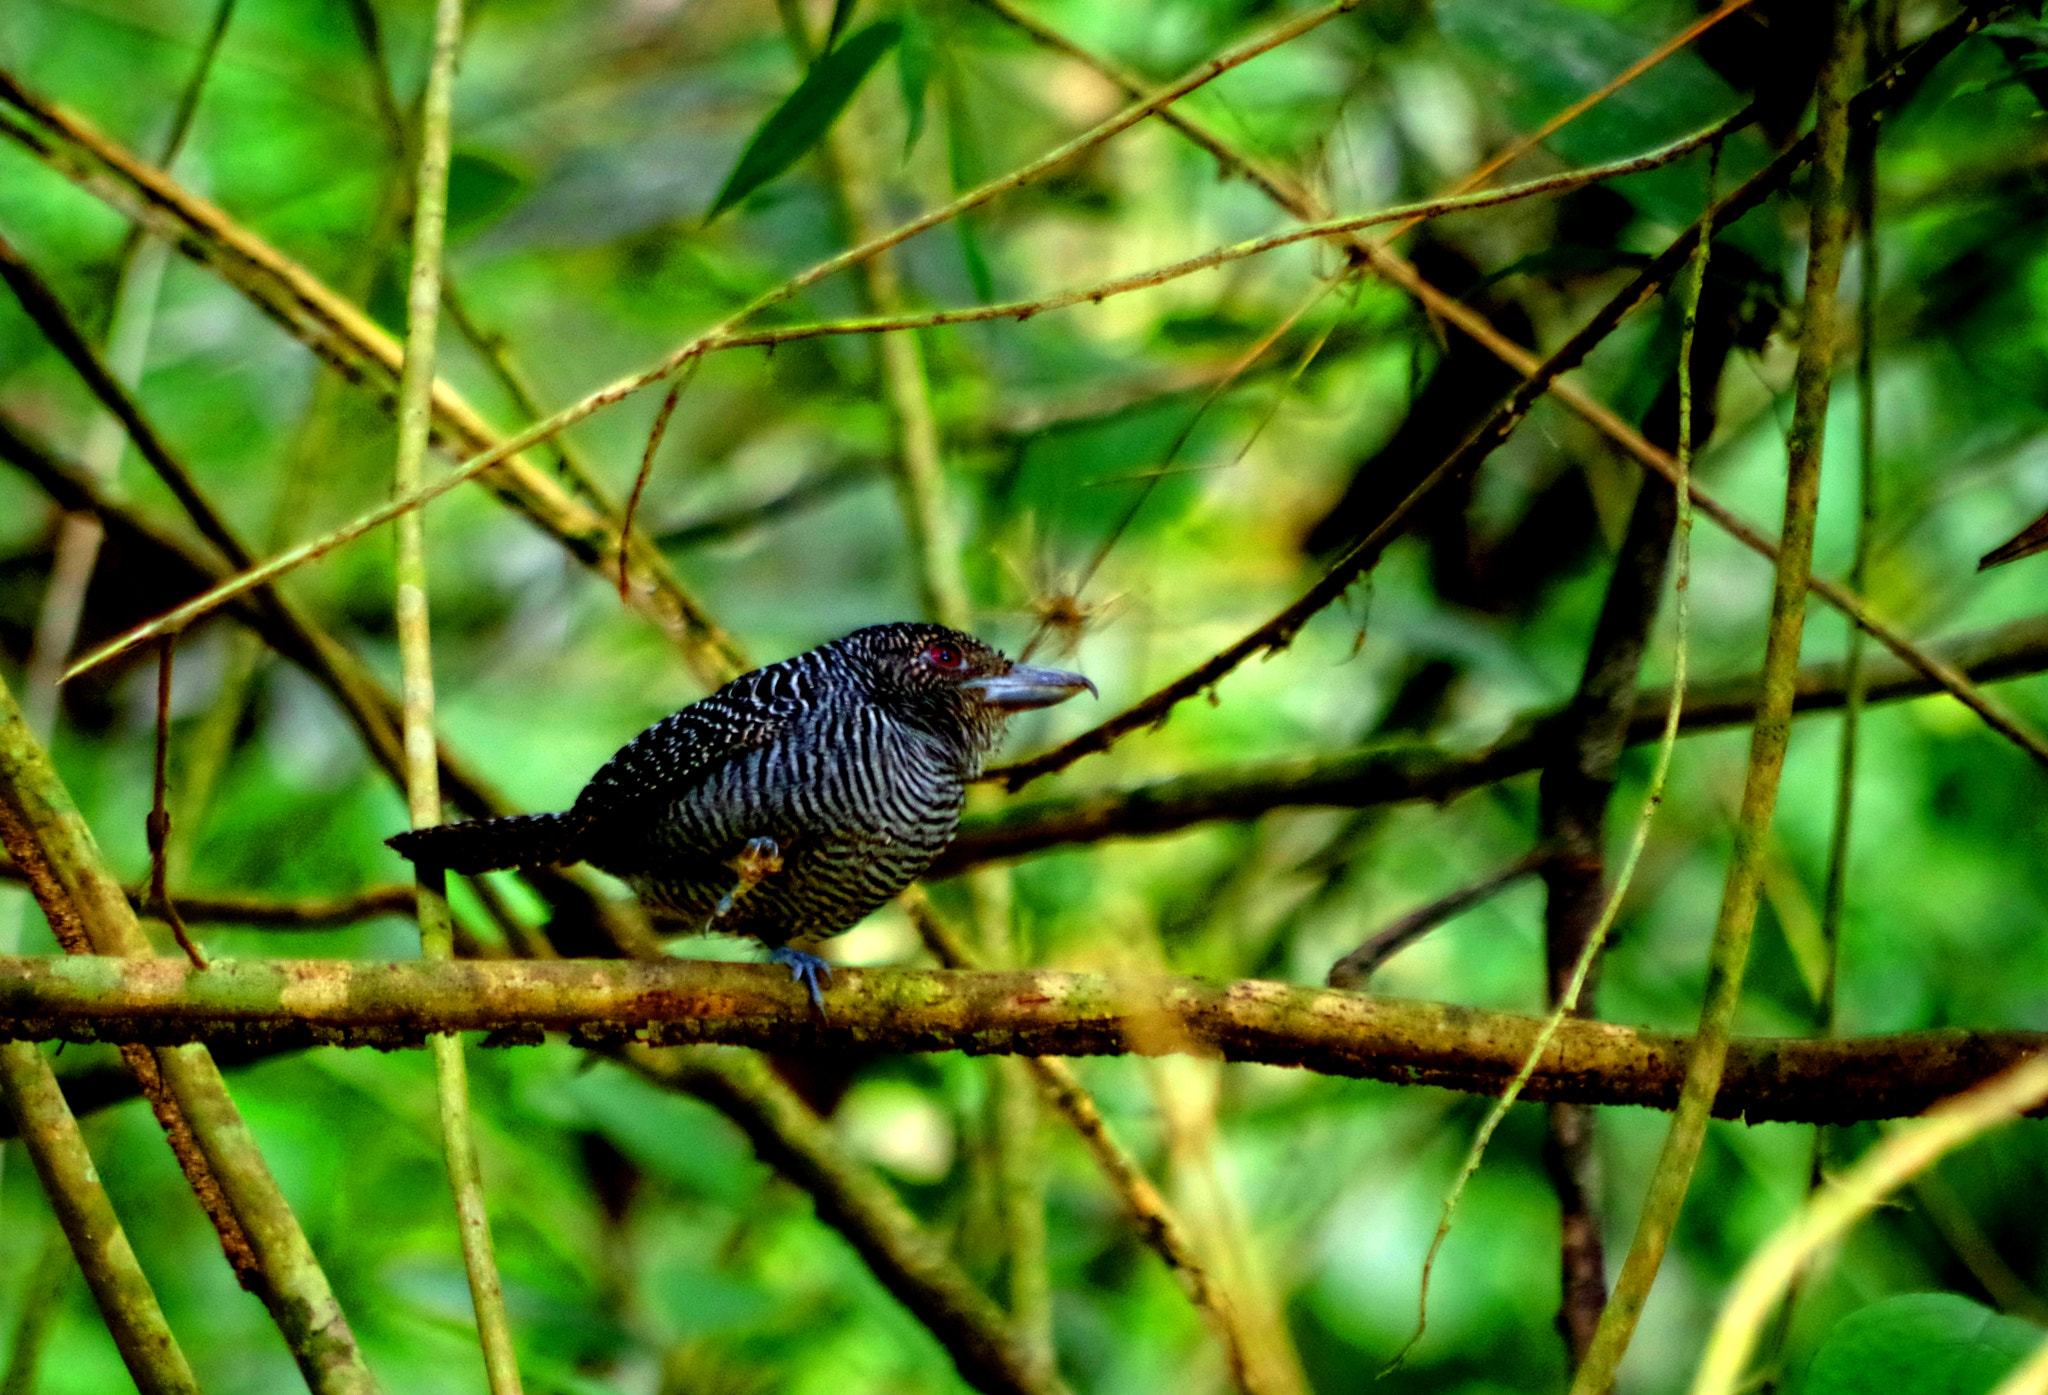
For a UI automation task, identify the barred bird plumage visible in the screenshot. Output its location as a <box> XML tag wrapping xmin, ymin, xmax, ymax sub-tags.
<box><xmin>387</xmin><ymin>623</ymin><xmax>1094</xmax><ymax>1003</ymax></box>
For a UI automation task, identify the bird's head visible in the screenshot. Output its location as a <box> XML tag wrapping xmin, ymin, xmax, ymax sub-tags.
<box><xmin>837</xmin><ymin>623</ymin><xmax>1096</xmax><ymax>760</ymax></box>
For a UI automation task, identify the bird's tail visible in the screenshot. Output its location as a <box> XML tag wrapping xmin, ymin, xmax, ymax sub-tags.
<box><xmin>387</xmin><ymin>812</ymin><xmax>579</xmax><ymax>873</ymax></box>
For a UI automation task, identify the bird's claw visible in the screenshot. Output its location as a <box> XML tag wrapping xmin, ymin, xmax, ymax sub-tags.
<box><xmin>737</xmin><ymin>836</ymin><xmax>783</xmax><ymax>882</ymax></box>
<box><xmin>713</xmin><ymin>837</ymin><xmax>784</xmax><ymax>921</ymax></box>
<box><xmin>771</xmin><ymin>946</ymin><xmax>831</xmax><ymax>1011</ymax></box>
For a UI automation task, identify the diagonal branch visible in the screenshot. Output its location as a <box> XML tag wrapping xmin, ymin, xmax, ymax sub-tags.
<box><xmin>0</xmin><ymin>412</ymin><xmax>647</xmax><ymax>957</ymax></box>
<box><xmin>0</xmin><ymin>669</ymin><xmax>380</xmax><ymax>1392</ymax></box>
<box><xmin>0</xmin><ymin>1039</ymin><xmax>201</xmax><ymax>1395</ymax></box>
<box><xmin>0</xmin><ymin>67</ymin><xmax>747</xmax><ymax>690</ymax></box>
<box><xmin>973</xmin><ymin>0</ymin><xmax>2047</xmax><ymax>789</ymax></box>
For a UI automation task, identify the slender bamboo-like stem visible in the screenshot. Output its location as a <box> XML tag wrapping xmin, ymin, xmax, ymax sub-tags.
<box><xmin>1569</xmin><ymin>6</ymin><xmax>1859</xmax><ymax>1388</ymax></box>
<box><xmin>388</xmin><ymin>0</ymin><xmax>522</xmax><ymax>1387</ymax></box>
<box><xmin>1821</xmin><ymin>16</ymin><xmax>1887</xmax><ymax>1047</ymax></box>
<box><xmin>0</xmin><ymin>1041</ymin><xmax>200</xmax><ymax>1395</ymax></box>
<box><xmin>1690</xmin><ymin>1054</ymin><xmax>2048</xmax><ymax>1395</ymax></box>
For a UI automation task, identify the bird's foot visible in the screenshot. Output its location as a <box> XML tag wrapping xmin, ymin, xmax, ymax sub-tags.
<box><xmin>771</xmin><ymin>945</ymin><xmax>832</xmax><ymax>1011</ymax></box>
<box><xmin>714</xmin><ymin>837</ymin><xmax>785</xmax><ymax>917</ymax></box>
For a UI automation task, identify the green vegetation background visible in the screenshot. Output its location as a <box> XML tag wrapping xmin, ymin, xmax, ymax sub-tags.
<box><xmin>2</xmin><ymin>0</ymin><xmax>2048</xmax><ymax>1390</ymax></box>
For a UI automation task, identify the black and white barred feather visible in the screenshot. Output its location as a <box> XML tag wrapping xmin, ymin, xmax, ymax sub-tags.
<box><xmin>388</xmin><ymin>623</ymin><xmax>1080</xmax><ymax>948</ymax></box>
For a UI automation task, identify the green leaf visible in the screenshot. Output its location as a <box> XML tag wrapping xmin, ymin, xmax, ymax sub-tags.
<box><xmin>706</xmin><ymin>19</ymin><xmax>903</xmax><ymax>223</ymax></box>
<box><xmin>897</xmin><ymin>8</ymin><xmax>936</xmax><ymax>159</ymax></box>
<box><xmin>1804</xmin><ymin>1293</ymin><xmax>2040</xmax><ymax>1395</ymax></box>
<box><xmin>824</xmin><ymin>0</ymin><xmax>859</xmax><ymax>52</ymax></box>
<box><xmin>446</xmin><ymin>150</ymin><xmax>526</xmax><ymax>234</ymax></box>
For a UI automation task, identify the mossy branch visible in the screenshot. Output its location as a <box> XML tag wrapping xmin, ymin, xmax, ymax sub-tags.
<box><xmin>0</xmin><ymin>954</ymin><xmax>2039</xmax><ymax>1124</ymax></box>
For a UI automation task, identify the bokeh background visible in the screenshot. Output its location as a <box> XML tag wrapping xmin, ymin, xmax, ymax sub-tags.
<box><xmin>3</xmin><ymin>0</ymin><xmax>2048</xmax><ymax>1389</ymax></box>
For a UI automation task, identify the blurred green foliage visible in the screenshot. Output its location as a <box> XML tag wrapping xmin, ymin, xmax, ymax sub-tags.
<box><xmin>2</xmin><ymin>0</ymin><xmax>2048</xmax><ymax>1391</ymax></box>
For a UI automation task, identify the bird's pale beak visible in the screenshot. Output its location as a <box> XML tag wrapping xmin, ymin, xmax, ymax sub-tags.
<box><xmin>962</xmin><ymin>666</ymin><xmax>1098</xmax><ymax>711</ymax></box>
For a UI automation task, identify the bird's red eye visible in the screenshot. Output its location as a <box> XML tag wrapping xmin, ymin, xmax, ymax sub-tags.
<box><xmin>924</xmin><ymin>643</ymin><xmax>964</xmax><ymax>669</ymax></box>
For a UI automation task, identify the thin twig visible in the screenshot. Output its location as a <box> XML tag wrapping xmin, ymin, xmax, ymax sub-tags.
<box><xmin>1570</xmin><ymin>7</ymin><xmax>1859</xmax><ymax>1386</ymax></box>
<box><xmin>389</xmin><ymin>0</ymin><xmax>523</xmax><ymax>1384</ymax></box>
<box><xmin>145</xmin><ymin>638</ymin><xmax>206</xmax><ymax>969</ymax></box>
<box><xmin>1390</xmin><ymin>160</ymin><xmax>1715</xmax><ymax>1372</ymax></box>
<box><xmin>1763</xmin><ymin>14</ymin><xmax>1890</xmax><ymax>1375</ymax></box>
<box><xmin>619</xmin><ymin>374</ymin><xmax>693</xmax><ymax>600</ymax></box>
<box><xmin>1325</xmin><ymin>849</ymin><xmax>1551</xmax><ymax>989</ymax></box>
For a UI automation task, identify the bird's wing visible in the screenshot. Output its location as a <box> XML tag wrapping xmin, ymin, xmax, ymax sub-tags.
<box><xmin>565</xmin><ymin>658</ymin><xmax>818</xmax><ymax>841</ymax></box>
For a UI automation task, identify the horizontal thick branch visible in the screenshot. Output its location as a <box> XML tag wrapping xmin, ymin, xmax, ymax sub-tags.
<box><xmin>0</xmin><ymin>955</ymin><xmax>2036</xmax><ymax>1124</ymax></box>
<box><xmin>941</xmin><ymin>613</ymin><xmax>2048</xmax><ymax>872</ymax></box>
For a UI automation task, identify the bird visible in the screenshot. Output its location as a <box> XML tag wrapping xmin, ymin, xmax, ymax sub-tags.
<box><xmin>387</xmin><ymin>622</ymin><xmax>1095</xmax><ymax>1004</ymax></box>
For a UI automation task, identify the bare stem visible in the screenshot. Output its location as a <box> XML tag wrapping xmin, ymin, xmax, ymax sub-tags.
<box><xmin>1570</xmin><ymin>6</ymin><xmax>1859</xmax><ymax>1387</ymax></box>
<box><xmin>389</xmin><ymin>0</ymin><xmax>522</xmax><ymax>1386</ymax></box>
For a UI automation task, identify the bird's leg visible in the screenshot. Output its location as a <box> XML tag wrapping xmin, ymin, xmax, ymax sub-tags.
<box><xmin>713</xmin><ymin>836</ymin><xmax>784</xmax><ymax>917</ymax></box>
<box><xmin>771</xmin><ymin>944</ymin><xmax>832</xmax><ymax>1011</ymax></box>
